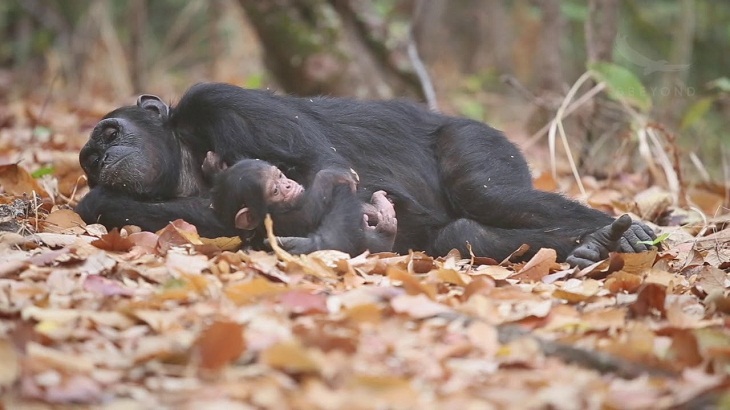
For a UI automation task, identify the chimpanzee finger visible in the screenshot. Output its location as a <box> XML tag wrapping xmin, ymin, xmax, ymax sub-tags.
<box><xmin>371</xmin><ymin>191</ymin><xmax>395</xmax><ymax>220</ymax></box>
<box><xmin>630</xmin><ymin>222</ymin><xmax>655</xmax><ymax>243</ymax></box>
<box><xmin>619</xmin><ymin>228</ymin><xmax>651</xmax><ymax>252</ymax></box>
<box><xmin>617</xmin><ymin>236</ymin><xmax>635</xmax><ymax>253</ymax></box>
<box><xmin>608</xmin><ymin>215</ymin><xmax>633</xmax><ymax>241</ymax></box>
<box><xmin>566</xmin><ymin>242</ymin><xmax>605</xmax><ymax>268</ymax></box>
<box><xmin>363</xmin><ymin>214</ymin><xmax>376</xmax><ymax>230</ymax></box>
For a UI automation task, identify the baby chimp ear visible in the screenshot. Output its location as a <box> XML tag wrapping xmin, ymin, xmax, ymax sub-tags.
<box><xmin>136</xmin><ymin>94</ymin><xmax>170</xmax><ymax>119</ymax></box>
<box><xmin>234</xmin><ymin>207</ymin><xmax>259</xmax><ymax>230</ymax></box>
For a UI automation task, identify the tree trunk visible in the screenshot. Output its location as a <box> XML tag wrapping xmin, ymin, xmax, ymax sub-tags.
<box><xmin>129</xmin><ymin>0</ymin><xmax>147</xmax><ymax>93</ymax></box>
<box><xmin>536</xmin><ymin>0</ymin><xmax>563</xmax><ymax>94</ymax></box>
<box><xmin>659</xmin><ymin>0</ymin><xmax>695</xmax><ymax>123</ymax></box>
<box><xmin>237</xmin><ymin>0</ymin><xmax>421</xmax><ymax>99</ymax></box>
<box><xmin>581</xmin><ymin>0</ymin><xmax>624</xmax><ymax>176</ymax></box>
<box><xmin>412</xmin><ymin>0</ymin><xmax>512</xmax><ymax>77</ymax></box>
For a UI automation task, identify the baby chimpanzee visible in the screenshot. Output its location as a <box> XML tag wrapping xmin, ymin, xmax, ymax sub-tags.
<box><xmin>204</xmin><ymin>152</ymin><xmax>397</xmax><ymax>255</ymax></box>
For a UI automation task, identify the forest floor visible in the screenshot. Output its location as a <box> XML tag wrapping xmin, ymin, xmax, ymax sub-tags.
<box><xmin>0</xmin><ymin>90</ymin><xmax>729</xmax><ymax>409</ymax></box>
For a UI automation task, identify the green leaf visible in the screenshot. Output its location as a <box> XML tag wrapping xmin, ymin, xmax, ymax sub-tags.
<box><xmin>33</xmin><ymin>126</ymin><xmax>52</xmax><ymax>139</ymax></box>
<box><xmin>244</xmin><ymin>74</ymin><xmax>264</xmax><ymax>89</ymax></box>
<box><xmin>588</xmin><ymin>62</ymin><xmax>652</xmax><ymax>112</ymax></box>
<box><xmin>560</xmin><ymin>2</ymin><xmax>588</xmax><ymax>21</ymax></box>
<box><xmin>162</xmin><ymin>278</ymin><xmax>187</xmax><ymax>289</ymax></box>
<box><xmin>637</xmin><ymin>232</ymin><xmax>670</xmax><ymax>246</ymax></box>
<box><xmin>31</xmin><ymin>166</ymin><xmax>55</xmax><ymax>178</ymax></box>
<box><xmin>708</xmin><ymin>77</ymin><xmax>730</xmax><ymax>93</ymax></box>
<box><xmin>680</xmin><ymin>97</ymin><xmax>714</xmax><ymax>130</ymax></box>
<box><xmin>454</xmin><ymin>97</ymin><xmax>484</xmax><ymax>121</ymax></box>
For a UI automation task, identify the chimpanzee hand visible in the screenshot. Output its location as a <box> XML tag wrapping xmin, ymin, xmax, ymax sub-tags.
<box><xmin>566</xmin><ymin>214</ymin><xmax>654</xmax><ymax>268</ymax></box>
<box><xmin>312</xmin><ymin>169</ymin><xmax>357</xmax><ymax>193</ymax></box>
<box><xmin>617</xmin><ymin>220</ymin><xmax>656</xmax><ymax>253</ymax></box>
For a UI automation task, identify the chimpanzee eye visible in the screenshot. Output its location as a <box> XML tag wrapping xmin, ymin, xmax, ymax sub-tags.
<box><xmin>103</xmin><ymin>128</ymin><xmax>119</xmax><ymax>142</ymax></box>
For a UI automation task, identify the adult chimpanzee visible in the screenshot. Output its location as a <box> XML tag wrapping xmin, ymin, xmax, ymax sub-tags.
<box><xmin>76</xmin><ymin>82</ymin><xmax>655</xmax><ymax>267</ymax></box>
<box><xmin>205</xmin><ymin>154</ymin><xmax>397</xmax><ymax>254</ymax></box>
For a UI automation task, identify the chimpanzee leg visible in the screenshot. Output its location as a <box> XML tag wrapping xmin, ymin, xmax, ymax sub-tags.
<box><xmin>275</xmin><ymin>185</ymin><xmax>367</xmax><ymax>255</ymax></box>
<box><xmin>435</xmin><ymin>120</ymin><xmax>611</xmax><ymax>229</ymax></box>
<box><xmin>434</xmin><ymin>121</ymin><xmax>655</xmax><ymax>250</ymax></box>
<box><xmin>432</xmin><ymin>218</ymin><xmax>591</xmax><ymax>261</ymax></box>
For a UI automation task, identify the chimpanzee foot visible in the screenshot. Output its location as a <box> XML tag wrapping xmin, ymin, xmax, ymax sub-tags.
<box><xmin>370</xmin><ymin>190</ymin><xmax>397</xmax><ymax>237</ymax></box>
<box><xmin>566</xmin><ymin>214</ymin><xmax>654</xmax><ymax>268</ymax></box>
<box><xmin>362</xmin><ymin>191</ymin><xmax>397</xmax><ymax>252</ymax></box>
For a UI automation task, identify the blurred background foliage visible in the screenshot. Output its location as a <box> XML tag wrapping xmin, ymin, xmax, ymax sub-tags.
<box><xmin>0</xmin><ymin>0</ymin><xmax>728</xmax><ymax>182</ymax></box>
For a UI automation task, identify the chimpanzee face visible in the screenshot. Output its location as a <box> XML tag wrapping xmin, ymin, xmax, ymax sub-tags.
<box><xmin>79</xmin><ymin>96</ymin><xmax>202</xmax><ymax>199</ymax></box>
<box><xmin>264</xmin><ymin>165</ymin><xmax>304</xmax><ymax>206</ymax></box>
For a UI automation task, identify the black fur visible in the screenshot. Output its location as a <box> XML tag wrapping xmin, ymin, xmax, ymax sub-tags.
<box><xmin>77</xmin><ymin>83</ymin><xmax>655</xmax><ymax>266</ymax></box>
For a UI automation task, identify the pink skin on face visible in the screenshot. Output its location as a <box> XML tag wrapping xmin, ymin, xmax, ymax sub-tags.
<box><xmin>267</xmin><ymin>166</ymin><xmax>304</xmax><ymax>204</ymax></box>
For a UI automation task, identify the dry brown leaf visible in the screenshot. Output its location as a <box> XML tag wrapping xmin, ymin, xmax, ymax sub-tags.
<box><xmin>695</xmin><ymin>265</ymin><xmax>728</xmax><ymax>295</ymax></box>
<box><xmin>42</xmin><ymin>209</ymin><xmax>86</xmax><ymax>234</ymax></box>
<box><xmin>199</xmin><ymin>235</ymin><xmax>242</xmax><ymax>251</ymax></box>
<box><xmin>387</xmin><ymin>267</ymin><xmax>437</xmax><ymax>298</ymax></box>
<box><xmin>0</xmin><ymin>339</ymin><xmax>19</xmax><ymax>388</ymax></box>
<box><xmin>0</xmin><ymin>163</ymin><xmax>49</xmax><ymax>197</ymax></box>
<box><xmin>408</xmin><ymin>252</ymin><xmax>435</xmax><ymax>273</ymax></box>
<box><xmin>634</xmin><ymin>186</ymin><xmax>673</xmax><ymax>221</ymax></box>
<box><xmin>157</xmin><ymin>219</ymin><xmax>203</xmax><ymax>253</ymax></box>
<box><xmin>462</xmin><ymin>276</ymin><xmax>495</xmax><ymax>301</ymax></box>
<box><xmin>83</xmin><ymin>275</ymin><xmax>134</xmax><ymax>297</ymax></box>
<box><xmin>126</xmin><ymin>231</ymin><xmax>160</xmax><ymax>255</ymax></box>
<box><xmin>278</xmin><ymin>290</ymin><xmax>329</xmax><ymax>314</ymax></box>
<box><xmin>225</xmin><ymin>276</ymin><xmax>285</xmax><ymax>305</ymax></box>
<box><xmin>434</xmin><ymin>268</ymin><xmax>467</xmax><ymax>286</ymax></box>
<box><xmin>90</xmin><ymin>228</ymin><xmax>134</xmax><ymax>252</ymax></box>
<box><xmin>630</xmin><ymin>283</ymin><xmax>667</xmax><ymax>317</ymax></box>
<box><xmin>343</xmin><ymin>304</ymin><xmax>382</xmax><ymax>323</ymax></box>
<box><xmin>581</xmin><ymin>308</ymin><xmax>627</xmax><ymax>331</ymax></box>
<box><xmin>165</xmin><ymin>253</ymin><xmax>209</xmax><ymax>276</ymax></box>
<box><xmin>511</xmin><ymin>248</ymin><xmax>557</xmax><ymax>282</ymax></box>
<box><xmin>687</xmin><ymin>187</ymin><xmax>725</xmax><ymax>215</ymax></box>
<box><xmin>195</xmin><ymin>320</ymin><xmax>245</xmax><ymax>371</ymax></box>
<box><xmin>668</xmin><ymin>329</ymin><xmax>703</xmax><ymax>368</ymax></box>
<box><xmin>473</xmin><ymin>264</ymin><xmax>513</xmax><ymax>280</ymax></box>
<box><xmin>390</xmin><ymin>293</ymin><xmax>452</xmax><ymax>319</ymax></box>
<box><xmin>605</xmin><ymin>271</ymin><xmax>644</xmax><ymax>294</ymax></box>
<box><xmin>260</xmin><ymin>341</ymin><xmax>319</xmax><ymax>373</ymax></box>
<box><xmin>553</xmin><ymin>278</ymin><xmax>601</xmax><ymax>303</ymax></box>
<box><xmin>533</xmin><ymin>171</ymin><xmax>558</xmax><ymax>192</ymax></box>
<box><xmin>619</xmin><ymin>249</ymin><xmax>658</xmax><ymax>275</ymax></box>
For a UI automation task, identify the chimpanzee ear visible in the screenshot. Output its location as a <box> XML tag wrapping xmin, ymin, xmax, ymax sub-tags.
<box><xmin>234</xmin><ymin>207</ymin><xmax>258</xmax><ymax>230</ymax></box>
<box><xmin>136</xmin><ymin>94</ymin><xmax>170</xmax><ymax>119</ymax></box>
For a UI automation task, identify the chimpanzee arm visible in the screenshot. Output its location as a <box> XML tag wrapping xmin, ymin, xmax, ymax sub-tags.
<box><xmin>76</xmin><ymin>187</ymin><xmax>236</xmax><ymax>238</ymax></box>
<box><xmin>172</xmin><ymin>83</ymin><xmax>355</xmax><ymax>184</ymax></box>
<box><xmin>275</xmin><ymin>185</ymin><xmax>367</xmax><ymax>255</ymax></box>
